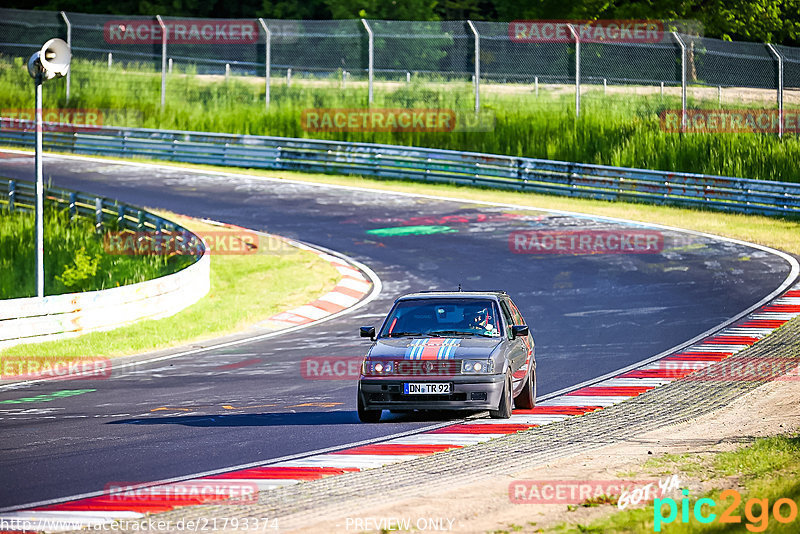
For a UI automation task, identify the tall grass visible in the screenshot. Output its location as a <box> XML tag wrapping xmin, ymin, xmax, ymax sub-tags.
<box><xmin>1</xmin><ymin>55</ymin><xmax>798</xmax><ymax>182</ymax></box>
<box><xmin>0</xmin><ymin>207</ymin><xmax>193</xmax><ymax>299</ymax></box>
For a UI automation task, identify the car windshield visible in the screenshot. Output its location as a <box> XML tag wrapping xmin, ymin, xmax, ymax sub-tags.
<box><xmin>380</xmin><ymin>298</ymin><xmax>502</xmax><ymax>338</ymax></box>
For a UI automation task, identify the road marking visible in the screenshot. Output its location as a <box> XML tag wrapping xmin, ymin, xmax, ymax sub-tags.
<box><xmin>0</xmin><ymin>389</ymin><xmax>95</xmax><ymax>404</ymax></box>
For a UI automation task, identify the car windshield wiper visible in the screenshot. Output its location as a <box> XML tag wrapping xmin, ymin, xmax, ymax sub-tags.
<box><xmin>384</xmin><ymin>332</ymin><xmax>422</xmax><ymax>337</ymax></box>
<box><xmin>428</xmin><ymin>330</ymin><xmax>496</xmax><ymax>338</ymax></box>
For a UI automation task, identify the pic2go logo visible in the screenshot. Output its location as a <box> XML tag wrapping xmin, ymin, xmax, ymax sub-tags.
<box><xmin>654</xmin><ymin>489</ymin><xmax>798</xmax><ymax>532</ymax></box>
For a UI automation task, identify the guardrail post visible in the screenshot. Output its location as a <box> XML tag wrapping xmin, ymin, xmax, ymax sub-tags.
<box><xmin>117</xmin><ymin>205</ymin><xmax>125</xmax><ymax>228</ymax></box>
<box><xmin>61</xmin><ymin>11</ymin><xmax>71</xmax><ymax>101</ymax></box>
<box><xmin>672</xmin><ymin>32</ymin><xmax>687</xmax><ymax>133</ymax></box>
<box><xmin>95</xmin><ymin>197</ymin><xmax>103</xmax><ymax>232</ymax></box>
<box><xmin>156</xmin><ymin>15</ymin><xmax>167</xmax><ymax>108</ymax></box>
<box><xmin>137</xmin><ymin>210</ymin><xmax>145</xmax><ymax>230</ymax></box>
<box><xmin>567</xmin><ymin>24</ymin><xmax>580</xmax><ymax>117</ymax></box>
<box><xmin>257</xmin><ymin>18</ymin><xmax>271</xmax><ymax>109</ymax></box>
<box><xmin>69</xmin><ymin>192</ymin><xmax>77</xmax><ymax>221</ymax></box>
<box><xmin>767</xmin><ymin>43</ymin><xmax>783</xmax><ymax>139</ymax></box>
<box><xmin>7</xmin><ymin>180</ymin><xmax>15</xmax><ymax>212</ymax></box>
<box><xmin>361</xmin><ymin>19</ymin><xmax>374</xmax><ymax>104</ymax></box>
<box><xmin>467</xmin><ymin>20</ymin><xmax>480</xmax><ymax>113</ymax></box>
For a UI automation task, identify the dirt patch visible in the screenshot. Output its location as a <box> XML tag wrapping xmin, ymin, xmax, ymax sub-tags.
<box><xmin>288</xmin><ymin>373</ymin><xmax>800</xmax><ymax>534</ymax></box>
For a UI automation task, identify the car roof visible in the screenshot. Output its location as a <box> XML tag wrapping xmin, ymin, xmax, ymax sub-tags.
<box><xmin>395</xmin><ymin>291</ymin><xmax>507</xmax><ymax>302</ymax></box>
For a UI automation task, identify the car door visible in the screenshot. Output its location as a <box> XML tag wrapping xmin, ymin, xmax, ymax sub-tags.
<box><xmin>507</xmin><ymin>298</ymin><xmax>534</xmax><ymax>369</ymax></box>
<box><xmin>499</xmin><ymin>299</ymin><xmax>527</xmax><ymax>376</ymax></box>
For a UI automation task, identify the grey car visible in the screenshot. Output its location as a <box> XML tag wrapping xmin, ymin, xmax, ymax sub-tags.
<box><xmin>357</xmin><ymin>291</ymin><xmax>536</xmax><ymax>422</ymax></box>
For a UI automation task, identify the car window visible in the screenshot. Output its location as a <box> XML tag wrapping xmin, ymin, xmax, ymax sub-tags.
<box><xmin>508</xmin><ymin>299</ymin><xmax>526</xmax><ymax>325</ymax></box>
<box><xmin>499</xmin><ymin>301</ymin><xmax>515</xmax><ymax>339</ymax></box>
<box><xmin>380</xmin><ymin>298</ymin><xmax>502</xmax><ymax>338</ymax></box>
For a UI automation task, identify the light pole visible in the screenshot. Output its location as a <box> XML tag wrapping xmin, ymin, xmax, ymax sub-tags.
<box><xmin>27</xmin><ymin>38</ymin><xmax>71</xmax><ymax>299</ymax></box>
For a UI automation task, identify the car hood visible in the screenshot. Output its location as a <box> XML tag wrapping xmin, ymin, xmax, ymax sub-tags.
<box><xmin>368</xmin><ymin>336</ymin><xmax>502</xmax><ymax>360</ymax></box>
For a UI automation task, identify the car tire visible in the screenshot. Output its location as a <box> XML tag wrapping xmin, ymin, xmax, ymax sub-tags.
<box><xmin>357</xmin><ymin>389</ymin><xmax>382</xmax><ymax>423</ymax></box>
<box><xmin>514</xmin><ymin>368</ymin><xmax>536</xmax><ymax>409</ymax></box>
<box><xmin>490</xmin><ymin>372</ymin><xmax>513</xmax><ymax>419</ymax></box>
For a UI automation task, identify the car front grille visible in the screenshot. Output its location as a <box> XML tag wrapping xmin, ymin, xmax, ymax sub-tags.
<box><xmin>368</xmin><ymin>392</ymin><xmax>468</xmax><ymax>402</ymax></box>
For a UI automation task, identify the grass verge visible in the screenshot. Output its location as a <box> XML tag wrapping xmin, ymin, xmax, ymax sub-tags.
<box><xmin>0</xmin><ymin>212</ymin><xmax>341</xmax><ymax>362</ymax></box>
<box><xmin>0</xmin><ymin>206</ymin><xmax>192</xmax><ymax>298</ymax></box>
<box><xmin>552</xmin><ymin>433</ymin><xmax>800</xmax><ymax>533</ymax></box>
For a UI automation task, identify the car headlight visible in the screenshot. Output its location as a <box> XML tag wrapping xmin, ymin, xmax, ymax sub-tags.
<box><xmin>461</xmin><ymin>360</ymin><xmax>494</xmax><ymax>374</ymax></box>
<box><xmin>363</xmin><ymin>361</ymin><xmax>394</xmax><ymax>376</ymax></box>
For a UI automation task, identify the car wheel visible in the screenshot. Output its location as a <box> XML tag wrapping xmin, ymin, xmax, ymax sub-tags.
<box><xmin>514</xmin><ymin>368</ymin><xmax>536</xmax><ymax>409</ymax></box>
<box><xmin>357</xmin><ymin>388</ymin><xmax>382</xmax><ymax>423</ymax></box>
<box><xmin>490</xmin><ymin>372</ymin><xmax>513</xmax><ymax>419</ymax></box>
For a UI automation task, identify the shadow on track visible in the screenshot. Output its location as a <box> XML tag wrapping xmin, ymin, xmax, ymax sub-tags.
<box><xmin>107</xmin><ymin>410</ymin><xmax>473</xmax><ymax>427</ymax></box>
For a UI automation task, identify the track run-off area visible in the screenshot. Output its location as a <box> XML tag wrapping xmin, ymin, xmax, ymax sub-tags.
<box><xmin>0</xmin><ymin>150</ymin><xmax>797</xmax><ymax>523</ymax></box>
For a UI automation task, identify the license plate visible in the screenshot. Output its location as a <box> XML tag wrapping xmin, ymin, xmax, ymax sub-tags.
<box><xmin>403</xmin><ymin>382</ymin><xmax>451</xmax><ymax>395</ymax></box>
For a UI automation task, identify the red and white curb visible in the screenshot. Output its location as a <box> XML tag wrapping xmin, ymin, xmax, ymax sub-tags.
<box><xmin>261</xmin><ymin>243</ymin><xmax>372</xmax><ymax>330</ymax></box>
<box><xmin>198</xmin><ymin>219</ymin><xmax>374</xmax><ymax>330</ymax></box>
<box><xmin>3</xmin><ymin>283</ymin><xmax>798</xmax><ymax>531</ymax></box>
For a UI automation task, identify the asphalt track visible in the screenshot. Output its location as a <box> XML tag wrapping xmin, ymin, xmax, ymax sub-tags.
<box><xmin>0</xmin><ymin>151</ymin><xmax>793</xmax><ymax>509</ymax></box>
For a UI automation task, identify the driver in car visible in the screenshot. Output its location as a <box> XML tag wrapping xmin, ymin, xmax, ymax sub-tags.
<box><xmin>467</xmin><ymin>307</ymin><xmax>497</xmax><ymax>334</ymax></box>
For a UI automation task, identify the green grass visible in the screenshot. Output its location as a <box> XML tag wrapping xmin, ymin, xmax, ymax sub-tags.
<box><xmin>552</xmin><ymin>434</ymin><xmax>800</xmax><ymax>533</ymax></box>
<box><xmin>2</xmin><ymin>55</ymin><xmax>799</xmax><ymax>183</ymax></box>
<box><xmin>0</xmin><ymin>212</ymin><xmax>341</xmax><ymax>363</ymax></box>
<box><xmin>0</xmin><ymin>206</ymin><xmax>191</xmax><ymax>298</ymax></box>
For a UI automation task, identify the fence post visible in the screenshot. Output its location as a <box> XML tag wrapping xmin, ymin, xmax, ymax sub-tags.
<box><xmin>672</xmin><ymin>32</ymin><xmax>687</xmax><ymax>133</ymax></box>
<box><xmin>156</xmin><ymin>15</ymin><xmax>167</xmax><ymax>108</ymax></box>
<box><xmin>361</xmin><ymin>18</ymin><xmax>374</xmax><ymax>104</ymax></box>
<box><xmin>257</xmin><ymin>18</ymin><xmax>271</xmax><ymax>109</ymax></box>
<box><xmin>8</xmin><ymin>180</ymin><xmax>15</xmax><ymax>212</ymax></box>
<box><xmin>69</xmin><ymin>192</ymin><xmax>77</xmax><ymax>221</ymax></box>
<box><xmin>767</xmin><ymin>44</ymin><xmax>783</xmax><ymax>139</ymax></box>
<box><xmin>567</xmin><ymin>24</ymin><xmax>580</xmax><ymax>117</ymax></box>
<box><xmin>95</xmin><ymin>197</ymin><xmax>103</xmax><ymax>232</ymax></box>
<box><xmin>60</xmin><ymin>11</ymin><xmax>71</xmax><ymax>101</ymax></box>
<box><xmin>467</xmin><ymin>20</ymin><xmax>480</xmax><ymax>113</ymax></box>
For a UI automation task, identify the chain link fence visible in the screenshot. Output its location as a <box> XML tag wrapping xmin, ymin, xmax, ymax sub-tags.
<box><xmin>1</xmin><ymin>7</ymin><xmax>798</xmax><ymax>136</ymax></box>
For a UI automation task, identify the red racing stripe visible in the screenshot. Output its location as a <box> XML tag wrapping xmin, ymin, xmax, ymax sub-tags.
<box><xmin>429</xmin><ymin>424</ymin><xmax>537</xmax><ymax>434</ymax></box>
<box><xmin>761</xmin><ymin>304</ymin><xmax>800</xmax><ymax>312</ymax></box>
<box><xmin>664</xmin><ymin>352</ymin><xmax>729</xmax><ymax>361</ymax></box>
<box><xmin>202</xmin><ymin>466</ymin><xmax>359</xmax><ymax>480</ymax></box>
<box><xmin>331</xmin><ymin>444</ymin><xmax>462</xmax><ymax>455</ymax></box>
<box><xmin>618</xmin><ymin>368</ymin><xmax>695</xmax><ymax>379</ymax></box>
<box><xmin>701</xmin><ymin>336</ymin><xmax>759</xmax><ymax>345</ymax></box>
<box><xmin>332</xmin><ymin>285</ymin><xmax>367</xmax><ymax>299</ymax></box>
<box><xmin>310</xmin><ymin>299</ymin><xmax>346</xmax><ymax>314</ymax></box>
<box><xmin>566</xmin><ymin>386</ymin><xmax>654</xmax><ymax>396</ymax></box>
<box><xmin>420</xmin><ymin>338</ymin><xmax>445</xmax><ymax>360</ymax></box>
<box><xmin>738</xmin><ymin>319</ymin><xmax>788</xmax><ymax>328</ymax></box>
<box><xmin>34</xmin><ymin>491</ymin><xmax>234</xmax><ymax>513</ymax></box>
<box><xmin>512</xmin><ymin>406</ymin><xmax>602</xmax><ymax>415</ymax></box>
<box><xmin>34</xmin><ymin>502</ymin><xmax>176</xmax><ymax>513</ymax></box>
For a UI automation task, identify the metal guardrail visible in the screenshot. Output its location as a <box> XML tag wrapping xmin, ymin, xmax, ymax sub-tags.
<box><xmin>0</xmin><ymin>175</ymin><xmax>210</xmax><ymax>349</ymax></box>
<box><xmin>3</xmin><ymin>178</ymin><xmax>201</xmax><ymax>241</ymax></box>
<box><xmin>0</xmin><ymin>120</ymin><xmax>798</xmax><ymax>217</ymax></box>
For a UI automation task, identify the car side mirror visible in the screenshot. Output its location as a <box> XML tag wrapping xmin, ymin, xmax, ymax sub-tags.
<box><xmin>360</xmin><ymin>326</ymin><xmax>376</xmax><ymax>340</ymax></box>
<box><xmin>511</xmin><ymin>325</ymin><xmax>529</xmax><ymax>339</ymax></box>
